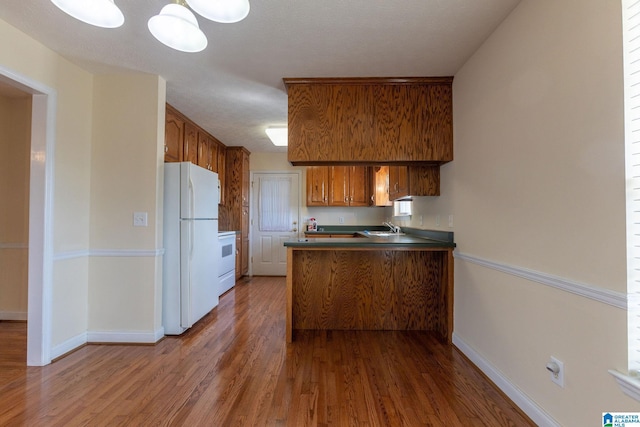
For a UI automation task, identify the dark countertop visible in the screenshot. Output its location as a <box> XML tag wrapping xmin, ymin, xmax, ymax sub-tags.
<box><xmin>287</xmin><ymin>227</ymin><xmax>455</xmax><ymax>248</ymax></box>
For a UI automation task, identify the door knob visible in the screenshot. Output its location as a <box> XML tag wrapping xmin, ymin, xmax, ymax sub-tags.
<box><xmin>292</xmin><ymin>228</ymin><xmax>298</xmax><ymax>232</ymax></box>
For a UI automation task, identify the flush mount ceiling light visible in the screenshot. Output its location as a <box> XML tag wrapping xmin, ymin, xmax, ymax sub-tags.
<box><xmin>265</xmin><ymin>127</ymin><xmax>288</xmax><ymax>146</ymax></box>
<box><xmin>186</xmin><ymin>0</ymin><xmax>250</xmax><ymax>23</ymax></box>
<box><xmin>148</xmin><ymin>1</ymin><xmax>208</xmax><ymax>53</ymax></box>
<box><xmin>50</xmin><ymin>0</ymin><xmax>124</xmax><ymax>28</ymax></box>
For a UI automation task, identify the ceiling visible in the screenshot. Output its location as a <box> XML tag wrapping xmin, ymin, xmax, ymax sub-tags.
<box><xmin>0</xmin><ymin>0</ymin><xmax>521</xmax><ymax>154</ymax></box>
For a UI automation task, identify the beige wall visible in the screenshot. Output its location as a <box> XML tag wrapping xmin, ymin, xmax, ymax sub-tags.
<box><xmin>0</xmin><ymin>95</ymin><xmax>31</xmax><ymax>319</ymax></box>
<box><xmin>0</xmin><ymin>19</ymin><xmax>166</xmax><ymax>353</ymax></box>
<box><xmin>88</xmin><ymin>73</ymin><xmax>165</xmax><ymax>336</ymax></box>
<box><xmin>442</xmin><ymin>0</ymin><xmax>637</xmax><ymax>423</ymax></box>
<box><xmin>0</xmin><ymin>18</ymin><xmax>95</xmax><ymax>351</ymax></box>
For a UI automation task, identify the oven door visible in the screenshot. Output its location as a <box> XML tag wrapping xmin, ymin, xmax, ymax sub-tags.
<box><xmin>218</xmin><ymin>234</ymin><xmax>236</xmax><ymax>277</ymax></box>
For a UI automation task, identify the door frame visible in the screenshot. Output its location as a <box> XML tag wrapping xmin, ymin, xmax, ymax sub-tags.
<box><xmin>0</xmin><ymin>65</ymin><xmax>56</xmax><ymax>366</ymax></box>
<box><xmin>249</xmin><ymin>170</ymin><xmax>302</xmax><ymax>276</ymax></box>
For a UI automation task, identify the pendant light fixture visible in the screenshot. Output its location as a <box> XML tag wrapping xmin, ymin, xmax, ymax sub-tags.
<box><xmin>148</xmin><ymin>1</ymin><xmax>208</xmax><ymax>53</ymax></box>
<box><xmin>50</xmin><ymin>0</ymin><xmax>124</xmax><ymax>28</ymax></box>
<box><xmin>186</xmin><ymin>0</ymin><xmax>250</xmax><ymax>24</ymax></box>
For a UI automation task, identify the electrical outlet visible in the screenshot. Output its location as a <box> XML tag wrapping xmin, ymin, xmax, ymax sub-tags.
<box><xmin>419</xmin><ymin>215</ymin><xmax>423</xmax><ymax>226</ymax></box>
<box><xmin>448</xmin><ymin>214</ymin><xmax>454</xmax><ymax>228</ymax></box>
<box><xmin>546</xmin><ymin>356</ymin><xmax>564</xmax><ymax>387</ymax></box>
<box><xmin>133</xmin><ymin>212</ymin><xmax>148</xmax><ymax>227</ymax></box>
<box><xmin>339</xmin><ymin>216</ymin><xmax>345</xmax><ymax>224</ymax></box>
<box><xmin>436</xmin><ymin>215</ymin><xmax>440</xmax><ymax>226</ymax></box>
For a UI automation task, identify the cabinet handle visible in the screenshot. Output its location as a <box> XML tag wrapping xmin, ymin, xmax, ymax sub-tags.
<box><xmin>371</xmin><ymin>195</ymin><xmax>375</xmax><ymax>202</ymax></box>
<box><xmin>164</xmin><ymin>145</ymin><xmax>168</xmax><ymax>153</ymax></box>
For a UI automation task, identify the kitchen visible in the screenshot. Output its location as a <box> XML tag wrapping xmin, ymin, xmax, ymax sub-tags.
<box><xmin>0</xmin><ymin>0</ymin><xmax>635</xmax><ymax>426</ymax></box>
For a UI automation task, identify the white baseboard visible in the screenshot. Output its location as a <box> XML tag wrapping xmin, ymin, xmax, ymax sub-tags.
<box><xmin>0</xmin><ymin>310</ymin><xmax>28</xmax><ymax>321</ymax></box>
<box><xmin>50</xmin><ymin>328</ymin><xmax>165</xmax><ymax>360</ymax></box>
<box><xmin>87</xmin><ymin>327</ymin><xmax>165</xmax><ymax>344</ymax></box>
<box><xmin>51</xmin><ymin>332</ymin><xmax>88</xmax><ymax>360</ymax></box>
<box><xmin>452</xmin><ymin>333</ymin><xmax>560</xmax><ymax>427</ymax></box>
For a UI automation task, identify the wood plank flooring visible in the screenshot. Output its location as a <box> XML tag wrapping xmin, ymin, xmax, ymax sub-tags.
<box><xmin>0</xmin><ymin>276</ymin><xmax>534</xmax><ymax>426</ymax></box>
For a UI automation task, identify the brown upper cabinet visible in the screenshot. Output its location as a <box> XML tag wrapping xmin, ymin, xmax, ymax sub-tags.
<box><xmin>306</xmin><ymin>166</ymin><xmax>370</xmax><ymax>207</ymax></box>
<box><xmin>164</xmin><ymin>108</ymin><xmax>184</xmax><ymax>162</ymax></box>
<box><xmin>388</xmin><ymin>165</ymin><xmax>440</xmax><ymax>199</ymax></box>
<box><xmin>164</xmin><ymin>104</ymin><xmax>229</xmax><ymax>204</ymax></box>
<box><xmin>183</xmin><ymin>122</ymin><xmax>198</xmax><ymax>165</ymax></box>
<box><xmin>371</xmin><ymin>166</ymin><xmax>392</xmax><ymax>206</ymax></box>
<box><xmin>306</xmin><ymin>166</ymin><xmax>329</xmax><ymax>206</ymax></box>
<box><xmin>197</xmin><ymin>132</ymin><xmax>219</xmax><ymax>172</ymax></box>
<box><xmin>328</xmin><ymin>166</ymin><xmax>369</xmax><ymax>207</ymax></box>
<box><xmin>284</xmin><ymin>77</ymin><xmax>453</xmax><ymax>165</ymax></box>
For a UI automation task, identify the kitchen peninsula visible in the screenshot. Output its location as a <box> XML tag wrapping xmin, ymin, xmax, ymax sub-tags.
<box><xmin>284</xmin><ymin>228</ymin><xmax>455</xmax><ymax>343</ymax></box>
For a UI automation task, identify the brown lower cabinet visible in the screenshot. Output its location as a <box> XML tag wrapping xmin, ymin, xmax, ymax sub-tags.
<box><xmin>225</xmin><ymin>147</ymin><xmax>251</xmax><ymax>278</ymax></box>
<box><xmin>235</xmin><ymin>233</ymin><xmax>242</xmax><ymax>280</ymax></box>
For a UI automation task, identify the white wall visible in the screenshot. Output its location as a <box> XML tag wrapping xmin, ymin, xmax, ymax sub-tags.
<box><xmin>434</xmin><ymin>0</ymin><xmax>638</xmax><ymax>424</ymax></box>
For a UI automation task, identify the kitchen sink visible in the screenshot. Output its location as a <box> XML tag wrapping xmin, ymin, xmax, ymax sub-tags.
<box><xmin>364</xmin><ymin>231</ymin><xmax>405</xmax><ymax>237</ymax></box>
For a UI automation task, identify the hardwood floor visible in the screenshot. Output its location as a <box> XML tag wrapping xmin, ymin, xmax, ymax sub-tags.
<box><xmin>0</xmin><ymin>276</ymin><xmax>533</xmax><ymax>426</ymax></box>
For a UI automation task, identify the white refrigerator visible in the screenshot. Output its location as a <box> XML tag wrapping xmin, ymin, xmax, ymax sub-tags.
<box><xmin>163</xmin><ymin>162</ymin><xmax>219</xmax><ymax>335</ymax></box>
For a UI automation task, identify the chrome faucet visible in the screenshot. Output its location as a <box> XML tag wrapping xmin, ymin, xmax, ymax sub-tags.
<box><xmin>383</xmin><ymin>221</ymin><xmax>401</xmax><ymax>233</ymax></box>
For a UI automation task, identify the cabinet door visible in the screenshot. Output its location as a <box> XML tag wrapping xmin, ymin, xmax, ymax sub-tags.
<box><xmin>164</xmin><ymin>109</ymin><xmax>184</xmax><ymax>163</ymax></box>
<box><xmin>183</xmin><ymin>122</ymin><xmax>198</xmax><ymax>165</ymax></box>
<box><xmin>388</xmin><ymin>166</ymin><xmax>409</xmax><ymax>200</ymax></box>
<box><xmin>329</xmin><ymin>166</ymin><xmax>349</xmax><ymax>206</ymax></box>
<box><xmin>217</xmin><ymin>145</ymin><xmax>226</xmax><ymax>205</ymax></box>
<box><xmin>197</xmin><ymin>132</ymin><xmax>210</xmax><ymax>170</ymax></box>
<box><xmin>209</xmin><ymin>140</ymin><xmax>219</xmax><ymax>173</ymax></box>
<box><xmin>235</xmin><ymin>234</ymin><xmax>241</xmax><ymax>280</ymax></box>
<box><xmin>348</xmin><ymin>166</ymin><xmax>369</xmax><ymax>207</ymax></box>
<box><xmin>241</xmin><ymin>151</ymin><xmax>250</xmax><ymax>206</ymax></box>
<box><xmin>372</xmin><ymin>166</ymin><xmax>392</xmax><ymax>206</ymax></box>
<box><xmin>241</xmin><ymin>206</ymin><xmax>250</xmax><ymax>276</ymax></box>
<box><xmin>241</xmin><ymin>237</ymin><xmax>249</xmax><ymax>276</ymax></box>
<box><xmin>306</xmin><ymin>166</ymin><xmax>329</xmax><ymax>206</ymax></box>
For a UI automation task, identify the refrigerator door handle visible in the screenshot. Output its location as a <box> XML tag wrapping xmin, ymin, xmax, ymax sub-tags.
<box><xmin>190</xmin><ymin>219</ymin><xmax>195</xmax><ymax>259</ymax></box>
<box><xmin>189</xmin><ymin>176</ymin><xmax>195</xmax><ymax>219</ymax></box>
<box><xmin>180</xmin><ymin>220</ymin><xmax>192</xmax><ymax>329</ymax></box>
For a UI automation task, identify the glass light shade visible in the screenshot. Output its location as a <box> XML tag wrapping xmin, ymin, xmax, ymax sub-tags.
<box><xmin>265</xmin><ymin>127</ymin><xmax>288</xmax><ymax>146</ymax></box>
<box><xmin>148</xmin><ymin>3</ymin><xmax>208</xmax><ymax>53</ymax></box>
<box><xmin>186</xmin><ymin>0</ymin><xmax>250</xmax><ymax>23</ymax></box>
<box><xmin>51</xmin><ymin>0</ymin><xmax>124</xmax><ymax>28</ymax></box>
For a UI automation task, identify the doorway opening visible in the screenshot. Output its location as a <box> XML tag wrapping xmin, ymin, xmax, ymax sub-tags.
<box><xmin>0</xmin><ymin>67</ymin><xmax>56</xmax><ymax>366</ymax></box>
